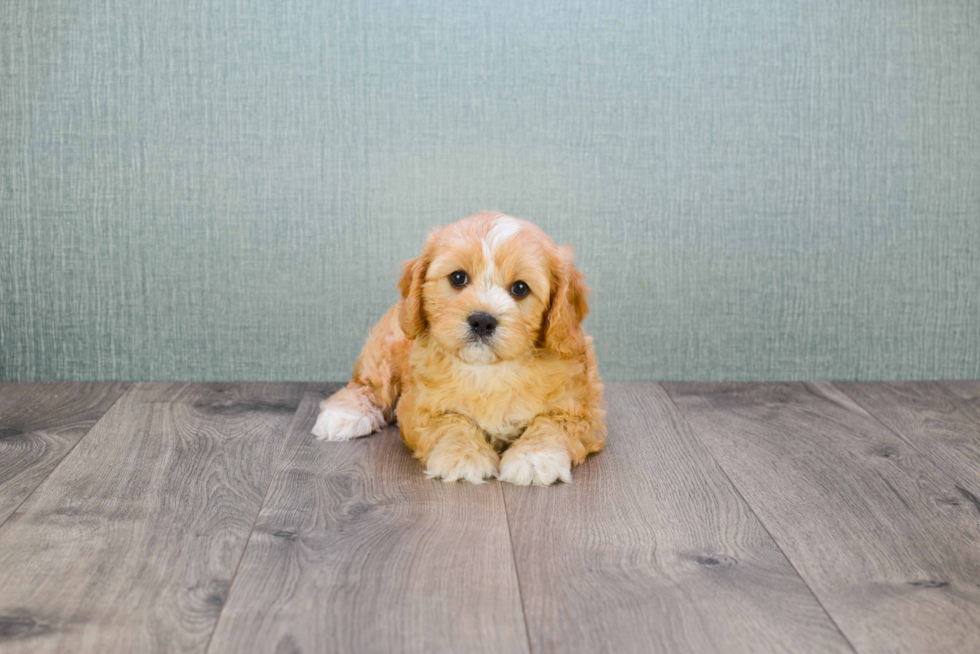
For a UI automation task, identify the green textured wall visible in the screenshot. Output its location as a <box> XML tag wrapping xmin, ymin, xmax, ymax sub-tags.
<box><xmin>1</xmin><ymin>0</ymin><xmax>978</xmax><ymax>382</ymax></box>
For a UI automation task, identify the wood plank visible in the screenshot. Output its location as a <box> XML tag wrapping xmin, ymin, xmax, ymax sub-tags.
<box><xmin>940</xmin><ymin>380</ymin><xmax>980</xmax><ymax>402</ymax></box>
<box><xmin>207</xmin><ymin>392</ymin><xmax>530</xmax><ymax>654</ymax></box>
<box><xmin>0</xmin><ymin>382</ymin><xmax>307</xmax><ymax>653</ymax></box>
<box><xmin>665</xmin><ymin>382</ymin><xmax>980</xmax><ymax>654</ymax></box>
<box><xmin>501</xmin><ymin>383</ymin><xmax>853</xmax><ymax>654</ymax></box>
<box><xmin>0</xmin><ymin>382</ymin><xmax>129</xmax><ymax>526</ymax></box>
<box><xmin>836</xmin><ymin>382</ymin><xmax>980</xmax><ymax>497</ymax></box>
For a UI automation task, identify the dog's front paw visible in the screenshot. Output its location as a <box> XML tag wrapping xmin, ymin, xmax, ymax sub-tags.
<box><xmin>499</xmin><ymin>442</ymin><xmax>572</xmax><ymax>486</ymax></box>
<box><xmin>424</xmin><ymin>439</ymin><xmax>500</xmax><ymax>484</ymax></box>
<box><xmin>312</xmin><ymin>391</ymin><xmax>386</xmax><ymax>441</ymax></box>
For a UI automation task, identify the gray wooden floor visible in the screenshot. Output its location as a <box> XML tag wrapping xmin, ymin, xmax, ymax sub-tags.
<box><xmin>1</xmin><ymin>382</ymin><xmax>978</xmax><ymax>654</ymax></box>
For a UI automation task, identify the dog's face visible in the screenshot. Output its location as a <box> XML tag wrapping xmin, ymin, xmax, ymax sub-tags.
<box><xmin>398</xmin><ymin>213</ymin><xmax>589</xmax><ymax>364</ymax></box>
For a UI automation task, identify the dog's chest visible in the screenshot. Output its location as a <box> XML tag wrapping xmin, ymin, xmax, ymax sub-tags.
<box><xmin>445</xmin><ymin>362</ymin><xmax>548</xmax><ymax>440</ymax></box>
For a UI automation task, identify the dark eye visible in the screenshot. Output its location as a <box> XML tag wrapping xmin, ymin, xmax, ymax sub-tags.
<box><xmin>510</xmin><ymin>280</ymin><xmax>530</xmax><ymax>298</ymax></box>
<box><xmin>449</xmin><ymin>271</ymin><xmax>468</xmax><ymax>288</ymax></box>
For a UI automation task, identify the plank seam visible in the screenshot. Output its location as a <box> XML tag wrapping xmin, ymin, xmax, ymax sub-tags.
<box><xmin>657</xmin><ymin>383</ymin><xmax>860</xmax><ymax>654</ymax></box>
<box><xmin>500</xmin><ymin>485</ymin><xmax>535</xmax><ymax>654</ymax></box>
<box><xmin>202</xmin><ymin>388</ymin><xmax>311</xmax><ymax>654</ymax></box>
<box><xmin>832</xmin><ymin>382</ymin><xmax>980</xmax><ymax>495</ymax></box>
<box><xmin>0</xmin><ymin>382</ymin><xmax>132</xmax><ymax>537</ymax></box>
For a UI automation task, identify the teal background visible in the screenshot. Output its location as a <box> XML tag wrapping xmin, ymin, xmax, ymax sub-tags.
<box><xmin>1</xmin><ymin>0</ymin><xmax>978</xmax><ymax>382</ymax></box>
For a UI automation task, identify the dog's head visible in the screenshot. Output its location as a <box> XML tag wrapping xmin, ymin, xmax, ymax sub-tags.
<box><xmin>398</xmin><ymin>212</ymin><xmax>589</xmax><ymax>364</ymax></box>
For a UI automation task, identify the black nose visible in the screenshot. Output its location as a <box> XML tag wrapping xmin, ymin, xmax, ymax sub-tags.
<box><xmin>468</xmin><ymin>312</ymin><xmax>498</xmax><ymax>337</ymax></box>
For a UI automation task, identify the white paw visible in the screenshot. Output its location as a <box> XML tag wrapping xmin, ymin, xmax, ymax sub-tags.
<box><xmin>424</xmin><ymin>441</ymin><xmax>499</xmax><ymax>484</ymax></box>
<box><xmin>499</xmin><ymin>443</ymin><xmax>572</xmax><ymax>486</ymax></box>
<box><xmin>312</xmin><ymin>393</ymin><xmax>385</xmax><ymax>441</ymax></box>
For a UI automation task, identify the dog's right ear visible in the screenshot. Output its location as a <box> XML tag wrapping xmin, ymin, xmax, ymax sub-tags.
<box><xmin>398</xmin><ymin>254</ymin><xmax>428</xmax><ymax>339</ymax></box>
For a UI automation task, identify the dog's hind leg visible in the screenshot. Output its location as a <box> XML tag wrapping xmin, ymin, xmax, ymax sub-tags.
<box><xmin>312</xmin><ymin>303</ymin><xmax>411</xmax><ymax>441</ymax></box>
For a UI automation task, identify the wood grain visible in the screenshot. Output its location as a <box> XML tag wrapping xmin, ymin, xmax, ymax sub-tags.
<box><xmin>666</xmin><ymin>382</ymin><xmax>980</xmax><ymax>654</ymax></box>
<box><xmin>501</xmin><ymin>383</ymin><xmax>852</xmax><ymax>654</ymax></box>
<box><xmin>207</xmin><ymin>391</ymin><xmax>531</xmax><ymax>654</ymax></box>
<box><xmin>836</xmin><ymin>382</ymin><xmax>980</xmax><ymax>497</ymax></box>
<box><xmin>0</xmin><ymin>382</ymin><xmax>306</xmax><ymax>653</ymax></box>
<box><xmin>0</xmin><ymin>382</ymin><xmax>129</xmax><ymax>526</ymax></box>
<box><xmin>940</xmin><ymin>381</ymin><xmax>980</xmax><ymax>402</ymax></box>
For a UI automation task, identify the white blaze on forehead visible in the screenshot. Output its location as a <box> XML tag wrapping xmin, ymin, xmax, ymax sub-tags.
<box><xmin>481</xmin><ymin>215</ymin><xmax>522</xmax><ymax>285</ymax></box>
<box><xmin>485</xmin><ymin>215</ymin><xmax>522</xmax><ymax>252</ymax></box>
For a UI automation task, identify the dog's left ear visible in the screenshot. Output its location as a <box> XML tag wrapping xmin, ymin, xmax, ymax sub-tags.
<box><xmin>398</xmin><ymin>253</ymin><xmax>429</xmax><ymax>340</ymax></box>
<box><xmin>542</xmin><ymin>245</ymin><xmax>590</xmax><ymax>358</ymax></box>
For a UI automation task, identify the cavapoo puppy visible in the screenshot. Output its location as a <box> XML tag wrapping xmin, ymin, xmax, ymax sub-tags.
<box><xmin>312</xmin><ymin>212</ymin><xmax>605</xmax><ymax>486</ymax></box>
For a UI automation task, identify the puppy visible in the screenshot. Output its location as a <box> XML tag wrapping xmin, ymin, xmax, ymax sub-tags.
<box><xmin>312</xmin><ymin>212</ymin><xmax>605</xmax><ymax>486</ymax></box>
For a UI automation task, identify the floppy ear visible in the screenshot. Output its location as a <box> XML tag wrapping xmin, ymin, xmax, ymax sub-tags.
<box><xmin>543</xmin><ymin>246</ymin><xmax>590</xmax><ymax>358</ymax></box>
<box><xmin>398</xmin><ymin>254</ymin><xmax>428</xmax><ymax>339</ymax></box>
